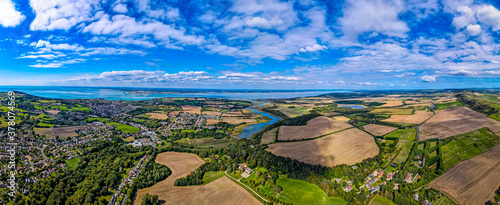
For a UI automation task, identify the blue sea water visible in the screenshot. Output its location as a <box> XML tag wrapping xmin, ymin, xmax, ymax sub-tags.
<box><xmin>237</xmin><ymin>103</ymin><xmax>281</xmax><ymax>139</ymax></box>
<box><xmin>0</xmin><ymin>86</ymin><xmax>342</xmax><ymax>101</ymax></box>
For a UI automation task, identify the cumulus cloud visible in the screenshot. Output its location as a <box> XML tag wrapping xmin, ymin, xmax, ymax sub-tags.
<box><xmin>0</xmin><ymin>0</ymin><xmax>25</xmax><ymax>27</ymax></box>
<box><xmin>299</xmin><ymin>44</ymin><xmax>327</xmax><ymax>52</ymax></box>
<box><xmin>340</xmin><ymin>0</ymin><xmax>409</xmax><ymax>38</ymax></box>
<box><xmin>421</xmin><ymin>75</ymin><xmax>436</xmax><ymax>82</ymax></box>
<box><xmin>29</xmin><ymin>0</ymin><xmax>99</xmax><ymax>31</ymax></box>
<box><xmin>475</xmin><ymin>5</ymin><xmax>500</xmax><ymax>31</ymax></box>
<box><xmin>113</xmin><ymin>4</ymin><xmax>128</xmax><ymax>13</ymax></box>
<box><xmin>464</xmin><ymin>24</ymin><xmax>481</xmax><ymax>36</ymax></box>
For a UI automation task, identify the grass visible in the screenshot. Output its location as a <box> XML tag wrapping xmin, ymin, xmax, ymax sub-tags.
<box><xmin>70</xmin><ymin>106</ymin><xmax>92</xmax><ymax>112</ymax></box>
<box><xmin>258</xmin><ymin>176</ymin><xmax>347</xmax><ymax>205</ymax></box>
<box><xmin>107</xmin><ymin>122</ymin><xmax>140</xmax><ymax>134</ymax></box>
<box><xmin>440</xmin><ymin>127</ymin><xmax>499</xmax><ymax>170</ymax></box>
<box><xmin>65</xmin><ymin>157</ymin><xmax>80</xmax><ymax>169</ymax></box>
<box><xmin>181</xmin><ymin>129</ymin><xmax>198</xmax><ymax>133</ymax></box>
<box><xmin>86</xmin><ymin>117</ymin><xmax>109</xmax><ymax>122</ymax></box>
<box><xmin>369</xmin><ymin>196</ymin><xmax>395</xmax><ymax>205</ymax></box>
<box><xmin>436</xmin><ymin>101</ymin><xmax>463</xmax><ymax>110</ymax></box>
<box><xmin>123</xmin><ymin>136</ymin><xmax>135</xmax><ymax>142</ymax></box>
<box><xmin>36</xmin><ymin>123</ymin><xmax>54</xmax><ymax>128</ymax></box>
<box><xmin>202</xmin><ymin>171</ymin><xmax>225</xmax><ymax>185</ymax></box>
<box><xmin>230</xmin><ymin>101</ymin><xmax>251</xmax><ymax>106</ymax></box>
<box><xmin>370</xmin><ymin>108</ymin><xmax>414</xmax><ymax>115</ymax></box>
<box><xmin>385</xmin><ymin>128</ymin><xmax>416</xmax><ymax>165</ymax></box>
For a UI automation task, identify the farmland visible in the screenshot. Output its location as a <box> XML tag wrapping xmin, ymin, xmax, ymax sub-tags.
<box><xmin>145</xmin><ymin>112</ymin><xmax>168</xmax><ymax>120</ymax></box>
<box><xmin>268</xmin><ymin>128</ymin><xmax>379</xmax><ymax>166</ymax></box>
<box><xmin>181</xmin><ymin>105</ymin><xmax>202</xmax><ymax>114</ymax></box>
<box><xmin>278</xmin><ymin>116</ymin><xmax>352</xmax><ymax>141</ymax></box>
<box><xmin>440</xmin><ymin>128</ymin><xmax>499</xmax><ymax>170</ymax></box>
<box><xmin>419</xmin><ymin>107</ymin><xmax>500</xmax><ymax>140</ymax></box>
<box><xmin>429</xmin><ymin>144</ymin><xmax>500</xmax><ymax>204</ymax></box>
<box><xmin>382</xmin><ymin>110</ymin><xmax>433</xmax><ymax>124</ymax></box>
<box><xmin>134</xmin><ymin>152</ymin><xmax>261</xmax><ymax>205</ymax></box>
<box><xmin>274</xmin><ymin>103</ymin><xmax>315</xmax><ymax>118</ymax></box>
<box><xmin>106</xmin><ymin>122</ymin><xmax>140</xmax><ymax>134</ymax></box>
<box><xmin>363</xmin><ymin>124</ymin><xmax>397</xmax><ymax>136</ymax></box>
<box><xmin>370</xmin><ymin>108</ymin><xmax>414</xmax><ymax>115</ymax></box>
<box><xmin>384</xmin><ymin>128</ymin><xmax>416</xmax><ymax>165</ymax></box>
<box><xmin>260</xmin><ymin>128</ymin><xmax>278</xmax><ymax>144</ymax></box>
<box><xmin>34</xmin><ymin>126</ymin><xmax>86</xmax><ymax>139</ymax></box>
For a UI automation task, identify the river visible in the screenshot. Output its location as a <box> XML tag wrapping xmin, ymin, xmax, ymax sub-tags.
<box><xmin>237</xmin><ymin>103</ymin><xmax>281</xmax><ymax>139</ymax></box>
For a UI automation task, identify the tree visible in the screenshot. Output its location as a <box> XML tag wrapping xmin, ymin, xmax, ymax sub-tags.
<box><xmin>141</xmin><ymin>193</ymin><xmax>159</xmax><ymax>205</ymax></box>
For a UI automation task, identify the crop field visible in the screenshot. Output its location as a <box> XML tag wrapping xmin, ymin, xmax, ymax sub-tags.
<box><xmin>435</xmin><ymin>101</ymin><xmax>463</xmax><ymax>110</ymax></box>
<box><xmin>45</xmin><ymin>110</ymin><xmax>60</xmax><ymax>115</ymax></box>
<box><xmin>440</xmin><ymin>128</ymin><xmax>499</xmax><ymax>170</ymax></box>
<box><xmin>202</xmin><ymin>111</ymin><xmax>222</xmax><ymax>116</ymax></box>
<box><xmin>135</xmin><ymin>152</ymin><xmax>261</xmax><ymax>205</ymax></box>
<box><xmin>278</xmin><ymin>116</ymin><xmax>352</xmax><ymax>141</ymax></box>
<box><xmin>370</xmin><ymin>108</ymin><xmax>414</xmax><ymax>115</ymax></box>
<box><xmin>419</xmin><ymin>107</ymin><xmax>500</xmax><ymax>140</ymax></box>
<box><xmin>382</xmin><ymin>111</ymin><xmax>433</xmax><ymax>124</ymax></box>
<box><xmin>181</xmin><ymin>105</ymin><xmax>202</xmax><ymax>114</ymax></box>
<box><xmin>34</xmin><ymin>126</ymin><xmax>86</xmax><ymax>139</ymax></box>
<box><xmin>145</xmin><ymin>112</ymin><xmax>169</xmax><ymax>120</ymax></box>
<box><xmin>86</xmin><ymin>117</ymin><xmax>108</xmax><ymax>122</ymax></box>
<box><xmin>221</xmin><ymin>117</ymin><xmax>257</xmax><ymax>124</ymax></box>
<box><xmin>429</xmin><ymin>144</ymin><xmax>500</xmax><ymax>205</ymax></box>
<box><xmin>275</xmin><ymin>103</ymin><xmax>314</xmax><ymax>117</ymax></box>
<box><xmin>363</xmin><ymin>124</ymin><xmax>397</xmax><ymax>136</ymax></box>
<box><xmin>107</xmin><ymin>122</ymin><xmax>140</xmax><ymax>134</ymax></box>
<box><xmin>260</xmin><ymin>128</ymin><xmax>278</xmax><ymax>144</ymax></box>
<box><xmin>385</xmin><ymin>128</ymin><xmax>416</xmax><ymax>165</ymax></box>
<box><xmin>176</xmin><ymin>137</ymin><xmax>236</xmax><ymax>148</ymax></box>
<box><xmin>205</xmin><ymin>119</ymin><xmax>219</xmax><ymax>125</ymax></box>
<box><xmin>268</xmin><ymin>128</ymin><xmax>379</xmax><ymax>166</ymax></box>
<box><xmin>378</xmin><ymin>100</ymin><xmax>403</xmax><ymax>107</ymax></box>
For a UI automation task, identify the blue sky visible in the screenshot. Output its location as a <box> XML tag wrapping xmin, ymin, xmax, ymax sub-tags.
<box><xmin>1</xmin><ymin>0</ymin><xmax>500</xmax><ymax>89</ymax></box>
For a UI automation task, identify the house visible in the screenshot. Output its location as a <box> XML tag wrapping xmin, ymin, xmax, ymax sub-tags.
<box><xmin>405</xmin><ymin>172</ymin><xmax>413</xmax><ymax>183</ymax></box>
<box><xmin>423</xmin><ymin>200</ymin><xmax>432</xmax><ymax>205</ymax></box>
<box><xmin>343</xmin><ymin>185</ymin><xmax>353</xmax><ymax>192</ymax></box>
<box><xmin>245</xmin><ymin>168</ymin><xmax>254</xmax><ymax>174</ymax></box>
<box><xmin>413</xmin><ymin>193</ymin><xmax>419</xmax><ymax>201</ymax></box>
<box><xmin>386</xmin><ymin>173</ymin><xmax>393</xmax><ymax>181</ymax></box>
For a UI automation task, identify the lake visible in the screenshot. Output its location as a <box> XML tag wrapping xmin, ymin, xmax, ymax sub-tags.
<box><xmin>0</xmin><ymin>86</ymin><xmax>344</xmax><ymax>101</ymax></box>
<box><xmin>237</xmin><ymin>103</ymin><xmax>281</xmax><ymax>139</ymax></box>
<box><xmin>340</xmin><ymin>105</ymin><xmax>366</xmax><ymax>109</ymax></box>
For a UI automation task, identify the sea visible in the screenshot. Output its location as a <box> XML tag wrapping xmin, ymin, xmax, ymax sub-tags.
<box><xmin>0</xmin><ymin>86</ymin><xmax>345</xmax><ymax>101</ymax></box>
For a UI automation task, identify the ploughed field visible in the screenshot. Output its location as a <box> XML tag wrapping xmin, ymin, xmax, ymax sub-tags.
<box><xmin>146</xmin><ymin>112</ymin><xmax>169</xmax><ymax>120</ymax></box>
<box><xmin>429</xmin><ymin>144</ymin><xmax>500</xmax><ymax>205</ymax></box>
<box><xmin>34</xmin><ymin>126</ymin><xmax>86</xmax><ymax>139</ymax></box>
<box><xmin>135</xmin><ymin>152</ymin><xmax>261</xmax><ymax>205</ymax></box>
<box><xmin>278</xmin><ymin>116</ymin><xmax>352</xmax><ymax>141</ymax></box>
<box><xmin>419</xmin><ymin>107</ymin><xmax>500</xmax><ymax>140</ymax></box>
<box><xmin>363</xmin><ymin>124</ymin><xmax>397</xmax><ymax>136</ymax></box>
<box><xmin>382</xmin><ymin>110</ymin><xmax>433</xmax><ymax>124</ymax></box>
<box><xmin>268</xmin><ymin>128</ymin><xmax>379</xmax><ymax>166</ymax></box>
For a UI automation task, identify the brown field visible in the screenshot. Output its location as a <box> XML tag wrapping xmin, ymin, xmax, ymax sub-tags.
<box><xmin>203</xmin><ymin>111</ymin><xmax>222</xmax><ymax>116</ymax></box>
<box><xmin>429</xmin><ymin>144</ymin><xmax>500</xmax><ymax>205</ymax></box>
<box><xmin>45</xmin><ymin>110</ymin><xmax>60</xmax><ymax>115</ymax></box>
<box><xmin>278</xmin><ymin>116</ymin><xmax>352</xmax><ymax>141</ymax></box>
<box><xmin>181</xmin><ymin>106</ymin><xmax>202</xmax><ymax>114</ymax></box>
<box><xmin>222</xmin><ymin>117</ymin><xmax>257</xmax><ymax>124</ymax></box>
<box><xmin>135</xmin><ymin>152</ymin><xmax>261</xmax><ymax>205</ymax></box>
<box><xmin>363</xmin><ymin>124</ymin><xmax>397</xmax><ymax>136</ymax></box>
<box><xmin>34</xmin><ymin>126</ymin><xmax>86</xmax><ymax>139</ymax></box>
<box><xmin>379</xmin><ymin>100</ymin><xmax>404</xmax><ymax>107</ymax></box>
<box><xmin>383</xmin><ymin>111</ymin><xmax>433</xmax><ymax>124</ymax></box>
<box><xmin>169</xmin><ymin>111</ymin><xmax>181</xmax><ymax>116</ymax></box>
<box><xmin>206</xmin><ymin>119</ymin><xmax>220</xmax><ymax>125</ymax></box>
<box><xmin>222</xmin><ymin>111</ymin><xmax>247</xmax><ymax>117</ymax></box>
<box><xmin>146</xmin><ymin>112</ymin><xmax>169</xmax><ymax>120</ymax></box>
<box><xmin>268</xmin><ymin>128</ymin><xmax>379</xmax><ymax>166</ymax></box>
<box><xmin>419</xmin><ymin>107</ymin><xmax>500</xmax><ymax>140</ymax></box>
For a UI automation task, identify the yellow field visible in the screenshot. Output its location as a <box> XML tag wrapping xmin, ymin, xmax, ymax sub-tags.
<box><xmin>363</xmin><ymin>124</ymin><xmax>397</xmax><ymax>136</ymax></box>
<box><xmin>146</xmin><ymin>112</ymin><xmax>169</xmax><ymax>120</ymax></box>
<box><xmin>278</xmin><ymin>116</ymin><xmax>352</xmax><ymax>141</ymax></box>
<box><xmin>382</xmin><ymin>110</ymin><xmax>433</xmax><ymax>124</ymax></box>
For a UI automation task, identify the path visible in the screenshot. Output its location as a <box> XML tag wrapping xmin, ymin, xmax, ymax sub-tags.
<box><xmin>225</xmin><ymin>170</ymin><xmax>269</xmax><ymax>203</ymax></box>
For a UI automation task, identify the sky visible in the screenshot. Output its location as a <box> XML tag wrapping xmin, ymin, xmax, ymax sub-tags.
<box><xmin>1</xmin><ymin>0</ymin><xmax>500</xmax><ymax>90</ymax></box>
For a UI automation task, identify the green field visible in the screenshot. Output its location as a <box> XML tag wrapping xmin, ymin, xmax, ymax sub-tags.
<box><xmin>65</xmin><ymin>157</ymin><xmax>80</xmax><ymax>169</ymax></box>
<box><xmin>370</xmin><ymin>108</ymin><xmax>414</xmax><ymax>115</ymax></box>
<box><xmin>441</xmin><ymin>127</ymin><xmax>499</xmax><ymax>170</ymax></box>
<box><xmin>386</xmin><ymin>128</ymin><xmax>416</xmax><ymax>165</ymax></box>
<box><xmin>202</xmin><ymin>171</ymin><xmax>225</xmax><ymax>185</ymax></box>
<box><xmin>230</xmin><ymin>101</ymin><xmax>251</xmax><ymax>106</ymax></box>
<box><xmin>258</xmin><ymin>176</ymin><xmax>347</xmax><ymax>205</ymax></box>
<box><xmin>369</xmin><ymin>196</ymin><xmax>395</xmax><ymax>205</ymax></box>
<box><xmin>70</xmin><ymin>106</ymin><xmax>92</xmax><ymax>112</ymax></box>
<box><xmin>36</xmin><ymin>123</ymin><xmax>55</xmax><ymax>128</ymax></box>
<box><xmin>181</xmin><ymin>129</ymin><xmax>198</xmax><ymax>133</ymax></box>
<box><xmin>435</xmin><ymin>101</ymin><xmax>463</xmax><ymax>110</ymax></box>
<box><xmin>86</xmin><ymin>117</ymin><xmax>109</xmax><ymax>122</ymax></box>
<box><xmin>107</xmin><ymin>122</ymin><xmax>140</xmax><ymax>134</ymax></box>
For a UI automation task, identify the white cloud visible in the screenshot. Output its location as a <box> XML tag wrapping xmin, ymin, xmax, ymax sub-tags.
<box><xmin>0</xmin><ymin>0</ymin><xmax>25</xmax><ymax>27</ymax></box>
<box><xmin>299</xmin><ymin>44</ymin><xmax>327</xmax><ymax>52</ymax></box>
<box><xmin>270</xmin><ymin>76</ymin><xmax>301</xmax><ymax>80</ymax></box>
<box><xmin>113</xmin><ymin>4</ymin><xmax>128</xmax><ymax>13</ymax></box>
<box><xmin>340</xmin><ymin>0</ymin><xmax>409</xmax><ymax>38</ymax></box>
<box><xmin>421</xmin><ymin>75</ymin><xmax>436</xmax><ymax>82</ymax></box>
<box><xmin>246</xmin><ymin>17</ymin><xmax>284</xmax><ymax>29</ymax></box>
<box><xmin>29</xmin><ymin>63</ymin><xmax>64</xmax><ymax>68</ymax></box>
<box><xmin>464</xmin><ymin>24</ymin><xmax>481</xmax><ymax>36</ymax></box>
<box><xmin>35</xmin><ymin>40</ymin><xmax>80</xmax><ymax>50</ymax></box>
<box><xmin>475</xmin><ymin>5</ymin><xmax>500</xmax><ymax>31</ymax></box>
<box><xmin>452</xmin><ymin>6</ymin><xmax>476</xmax><ymax>29</ymax></box>
<box><xmin>29</xmin><ymin>0</ymin><xmax>99</xmax><ymax>31</ymax></box>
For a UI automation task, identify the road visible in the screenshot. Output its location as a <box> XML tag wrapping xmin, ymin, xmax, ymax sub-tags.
<box><xmin>224</xmin><ymin>170</ymin><xmax>269</xmax><ymax>203</ymax></box>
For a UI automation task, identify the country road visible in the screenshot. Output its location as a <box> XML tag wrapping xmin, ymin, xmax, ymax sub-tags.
<box><xmin>225</xmin><ymin>170</ymin><xmax>270</xmax><ymax>203</ymax></box>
